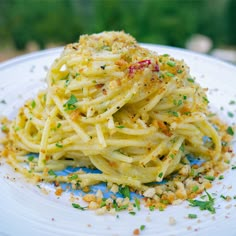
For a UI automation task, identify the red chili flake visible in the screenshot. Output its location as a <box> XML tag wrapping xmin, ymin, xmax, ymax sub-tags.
<box><xmin>95</xmin><ymin>83</ymin><xmax>104</xmax><ymax>89</ymax></box>
<box><xmin>153</xmin><ymin>63</ymin><xmax>160</xmax><ymax>72</ymax></box>
<box><xmin>128</xmin><ymin>59</ymin><xmax>159</xmax><ymax>76</ymax></box>
<box><xmin>138</xmin><ymin>59</ymin><xmax>152</xmax><ymax>66</ymax></box>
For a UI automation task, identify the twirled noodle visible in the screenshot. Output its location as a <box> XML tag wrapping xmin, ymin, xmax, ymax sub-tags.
<box><xmin>1</xmin><ymin>31</ymin><xmax>234</xmax><ymax>199</ymax></box>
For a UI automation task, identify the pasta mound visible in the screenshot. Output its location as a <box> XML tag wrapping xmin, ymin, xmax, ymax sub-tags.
<box><xmin>1</xmin><ymin>31</ymin><xmax>234</xmax><ymax>209</ymax></box>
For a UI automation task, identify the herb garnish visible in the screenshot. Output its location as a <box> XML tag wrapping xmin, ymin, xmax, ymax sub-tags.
<box><xmin>129</xmin><ymin>211</ymin><xmax>136</xmax><ymax>215</ymax></box>
<box><xmin>28</xmin><ymin>156</ymin><xmax>34</xmax><ymax>162</ymax></box>
<box><xmin>1</xmin><ymin>125</ymin><xmax>8</xmax><ymax>132</ymax></box>
<box><xmin>149</xmin><ymin>205</ymin><xmax>155</xmax><ymax>211</ymax></box>
<box><xmin>218</xmin><ymin>175</ymin><xmax>224</xmax><ymax>180</ymax></box>
<box><xmin>204</xmin><ymin>175</ymin><xmax>215</xmax><ymax>181</ymax></box>
<box><xmin>187</xmin><ymin>78</ymin><xmax>195</xmax><ymax>83</ymax></box>
<box><xmin>188</xmin><ymin>190</ymin><xmax>215</xmax><ymax>214</ymax></box>
<box><xmin>48</xmin><ymin>169</ymin><xmax>57</xmax><ymax>177</ymax></box>
<box><xmin>168</xmin><ymin>111</ymin><xmax>179</xmax><ymax>117</ymax></box>
<box><xmin>63</xmin><ymin>94</ymin><xmax>78</xmax><ymax>111</ymax></box>
<box><xmin>203</xmin><ymin>96</ymin><xmax>209</xmax><ymax>104</ymax></box>
<box><xmin>116</xmin><ymin>125</ymin><xmax>125</xmax><ymax>129</ymax></box>
<box><xmin>226</xmin><ymin>126</ymin><xmax>234</xmax><ymax>136</ymax></box>
<box><xmin>31</xmin><ymin>100</ymin><xmax>36</xmax><ymax>109</ymax></box>
<box><xmin>134</xmin><ymin>198</ymin><xmax>141</xmax><ymax>211</ymax></box>
<box><xmin>188</xmin><ymin>214</ymin><xmax>197</xmax><ymax>219</ymax></box>
<box><xmin>140</xmin><ymin>225</ymin><xmax>146</xmax><ymax>231</ymax></box>
<box><xmin>112</xmin><ymin>199</ymin><xmax>129</xmax><ymax>211</ymax></box>
<box><xmin>119</xmin><ymin>185</ymin><xmax>131</xmax><ymax>199</ymax></box>
<box><xmin>158</xmin><ymin>172</ymin><xmax>163</xmax><ymax>178</ymax></box>
<box><xmin>68</xmin><ymin>174</ymin><xmax>78</xmax><ymax>180</ymax></box>
<box><xmin>56</xmin><ymin>142</ymin><xmax>63</xmax><ymax>148</ymax></box>
<box><xmin>167</xmin><ymin>60</ymin><xmax>176</xmax><ymax>67</ymax></box>
<box><xmin>165</xmin><ymin>72</ymin><xmax>175</xmax><ymax>77</ymax></box>
<box><xmin>177</xmin><ymin>69</ymin><xmax>183</xmax><ymax>73</ymax></box>
<box><xmin>227</xmin><ymin>112</ymin><xmax>234</xmax><ymax>118</ymax></box>
<box><xmin>192</xmin><ymin>185</ymin><xmax>199</xmax><ymax>192</ymax></box>
<box><xmin>72</xmin><ymin>203</ymin><xmax>87</xmax><ymax>210</ymax></box>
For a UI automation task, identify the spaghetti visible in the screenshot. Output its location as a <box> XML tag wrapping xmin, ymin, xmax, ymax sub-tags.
<box><xmin>1</xmin><ymin>32</ymin><xmax>234</xmax><ymax>209</ymax></box>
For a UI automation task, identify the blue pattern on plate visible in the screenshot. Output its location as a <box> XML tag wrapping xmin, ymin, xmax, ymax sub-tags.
<box><xmin>29</xmin><ymin>152</ymin><xmax>205</xmax><ymax>198</ymax></box>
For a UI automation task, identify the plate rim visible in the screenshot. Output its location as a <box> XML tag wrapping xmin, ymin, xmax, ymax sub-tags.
<box><xmin>1</xmin><ymin>43</ymin><xmax>235</xmax><ymax>71</ymax></box>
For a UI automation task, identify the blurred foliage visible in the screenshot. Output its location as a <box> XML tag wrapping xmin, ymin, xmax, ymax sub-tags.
<box><xmin>0</xmin><ymin>0</ymin><xmax>235</xmax><ymax>50</ymax></box>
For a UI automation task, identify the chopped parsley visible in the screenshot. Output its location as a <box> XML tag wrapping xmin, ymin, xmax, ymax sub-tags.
<box><xmin>112</xmin><ymin>199</ymin><xmax>129</xmax><ymax>211</ymax></box>
<box><xmin>179</xmin><ymin>144</ymin><xmax>185</xmax><ymax>152</ymax></box>
<box><xmin>56</xmin><ymin>142</ymin><xmax>63</xmax><ymax>148</ymax></box>
<box><xmin>188</xmin><ymin>190</ymin><xmax>215</xmax><ymax>214</ymax></box>
<box><xmin>168</xmin><ymin>111</ymin><xmax>179</xmax><ymax>117</ymax></box>
<box><xmin>100</xmin><ymin>199</ymin><xmax>107</xmax><ymax>208</ymax></box>
<box><xmin>72</xmin><ymin>203</ymin><xmax>87</xmax><ymax>210</ymax></box>
<box><xmin>68</xmin><ymin>174</ymin><xmax>78</xmax><ymax>180</ymax></box>
<box><xmin>203</xmin><ymin>96</ymin><xmax>209</xmax><ymax>104</ymax></box>
<box><xmin>188</xmin><ymin>214</ymin><xmax>197</xmax><ymax>219</ymax></box>
<box><xmin>1</xmin><ymin>125</ymin><xmax>8</xmax><ymax>132</ymax></box>
<box><xmin>187</xmin><ymin>78</ymin><xmax>195</xmax><ymax>83</ymax></box>
<box><xmin>173</xmin><ymin>99</ymin><xmax>183</xmax><ymax>106</ymax></box>
<box><xmin>14</xmin><ymin>126</ymin><xmax>20</xmax><ymax>131</ymax></box>
<box><xmin>28</xmin><ymin>156</ymin><xmax>35</xmax><ymax>162</ymax></box>
<box><xmin>192</xmin><ymin>185</ymin><xmax>199</xmax><ymax>192</ymax></box>
<box><xmin>226</xmin><ymin>126</ymin><xmax>234</xmax><ymax>136</ymax></box>
<box><xmin>158</xmin><ymin>172</ymin><xmax>163</xmax><ymax>178</ymax></box>
<box><xmin>177</xmin><ymin>69</ymin><xmax>183</xmax><ymax>74</ymax></box>
<box><xmin>167</xmin><ymin>60</ymin><xmax>176</xmax><ymax>67</ymax></box>
<box><xmin>140</xmin><ymin>225</ymin><xmax>146</xmax><ymax>231</ymax></box>
<box><xmin>63</xmin><ymin>94</ymin><xmax>78</xmax><ymax>111</ymax></box>
<box><xmin>48</xmin><ymin>169</ymin><xmax>57</xmax><ymax>177</ymax></box>
<box><xmin>204</xmin><ymin>175</ymin><xmax>215</xmax><ymax>181</ymax></box>
<box><xmin>57</xmin><ymin>123</ymin><xmax>62</xmax><ymax>128</ymax></box>
<box><xmin>220</xmin><ymin>195</ymin><xmax>227</xmax><ymax>200</ymax></box>
<box><xmin>149</xmin><ymin>205</ymin><xmax>155</xmax><ymax>211</ymax></box>
<box><xmin>227</xmin><ymin>111</ymin><xmax>234</xmax><ymax>118</ymax></box>
<box><xmin>229</xmin><ymin>100</ymin><xmax>236</xmax><ymax>105</ymax></box>
<box><xmin>221</xmin><ymin>141</ymin><xmax>228</xmax><ymax>147</ymax></box>
<box><xmin>170</xmin><ymin>153</ymin><xmax>175</xmax><ymax>159</ymax></box>
<box><xmin>129</xmin><ymin>211</ymin><xmax>136</xmax><ymax>215</ymax></box>
<box><xmin>65</xmin><ymin>79</ymin><xmax>71</xmax><ymax>87</ymax></box>
<box><xmin>116</xmin><ymin>125</ymin><xmax>125</xmax><ymax>129</ymax></box>
<box><xmin>31</xmin><ymin>100</ymin><xmax>36</xmax><ymax>109</ymax></box>
<box><xmin>218</xmin><ymin>175</ymin><xmax>224</xmax><ymax>180</ymax></box>
<box><xmin>134</xmin><ymin>198</ymin><xmax>141</xmax><ymax>211</ymax></box>
<box><xmin>119</xmin><ymin>185</ymin><xmax>131</xmax><ymax>199</ymax></box>
<box><xmin>165</xmin><ymin>72</ymin><xmax>175</xmax><ymax>77</ymax></box>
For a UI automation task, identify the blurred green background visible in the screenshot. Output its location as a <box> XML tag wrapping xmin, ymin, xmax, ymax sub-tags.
<box><xmin>0</xmin><ymin>0</ymin><xmax>236</xmax><ymax>62</ymax></box>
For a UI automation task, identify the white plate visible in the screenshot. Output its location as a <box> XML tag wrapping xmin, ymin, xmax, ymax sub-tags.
<box><xmin>0</xmin><ymin>45</ymin><xmax>236</xmax><ymax>236</ymax></box>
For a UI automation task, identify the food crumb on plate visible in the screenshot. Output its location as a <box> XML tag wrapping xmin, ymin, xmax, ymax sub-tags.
<box><xmin>169</xmin><ymin>216</ymin><xmax>177</xmax><ymax>225</ymax></box>
<box><xmin>133</xmin><ymin>228</ymin><xmax>140</xmax><ymax>235</ymax></box>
